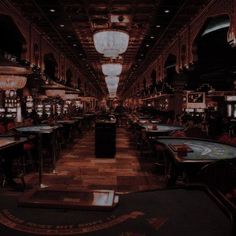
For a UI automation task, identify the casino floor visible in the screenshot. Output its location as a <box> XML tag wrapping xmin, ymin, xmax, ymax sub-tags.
<box><xmin>0</xmin><ymin>126</ymin><xmax>235</xmax><ymax>236</ymax></box>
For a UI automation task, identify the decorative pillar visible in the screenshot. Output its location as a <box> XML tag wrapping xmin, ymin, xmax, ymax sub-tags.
<box><xmin>227</xmin><ymin>0</ymin><xmax>236</xmax><ymax>46</ymax></box>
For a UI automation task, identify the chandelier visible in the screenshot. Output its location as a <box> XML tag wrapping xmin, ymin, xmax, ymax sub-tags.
<box><xmin>105</xmin><ymin>76</ymin><xmax>119</xmax><ymax>86</ymax></box>
<box><xmin>0</xmin><ymin>65</ymin><xmax>28</xmax><ymax>90</ymax></box>
<box><xmin>107</xmin><ymin>84</ymin><xmax>118</xmax><ymax>94</ymax></box>
<box><xmin>109</xmin><ymin>92</ymin><xmax>117</xmax><ymax>97</ymax></box>
<box><xmin>108</xmin><ymin>85</ymin><xmax>117</xmax><ymax>97</ymax></box>
<box><xmin>93</xmin><ymin>30</ymin><xmax>129</xmax><ymax>58</ymax></box>
<box><xmin>102</xmin><ymin>63</ymin><xmax>122</xmax><ymax>76</ymax></box>
<box><xmin>105</xmin><ymin>76</ymin><xmax>119</xmax><ymax>98</ymax></box>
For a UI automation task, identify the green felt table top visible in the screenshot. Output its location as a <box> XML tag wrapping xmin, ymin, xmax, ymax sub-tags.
<box><xmin>158</xmin><ymin>138</ymin><xmax>236</xmax><ymax>161</ymax></box>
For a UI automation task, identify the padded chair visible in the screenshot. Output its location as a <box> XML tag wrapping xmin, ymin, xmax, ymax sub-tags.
<box><xmin>166</xmin><ymin>118</ymin><xmax>173</xmax><ymax>125</ymax></box>
<box><xmin>153</xmin><ymin>142</ymin><xmax>168</xmax><ymax>174</ymax></box>
<box><xmin>171</xmin><ymin>130</ymin><xmax>186</xmax><ymax>137</ymax></box>
<box><xmin>133</xmin><ymin>124</ymin><xmax>144</xmax><ymax>149</ymax></box>
<box><xmin>0</xmin><ymin>158</ymin><xmax>6</xmax><ymax>187</ymax></box>
<box><xmin>185</xmin><ymin>127</ymin><xmax>205</xmax><ymax>138</ymax></box>
<box><xmin>196</xmin><ymin>159</ymin><xmax>236</xmax><ymax>194</ymax></box>
<box><xmin>0</xmin><ymin>153</ymin><xmax>25</xmax><ymax>189</ymax></box>
<box><xmin>21</xmin><ymin>137</ymin><xmax>36</xmax><ymax>174</ymax></box>
<box><xmin>139</xmin><ymin>129</ymin><xmax>154</xmax><ymax>157</ymax></box>
<box><xmin>0</xmin><ymin>124</ymin><xmax>6</xmax><ymax>134</ymax></box>
<box><xmin>230</xmin><ymin>137</ymin><xmax>236</xmax><ymax>146</ymax></box>
<box><xmin>218</xmin><ymin>133</ymin><xmax>232</xmax><ymax>145</ymax></box>
<box><xmin>7</xmin><ymin>121</ymin><xmax>15</xmax><ymax>131</ymax></box>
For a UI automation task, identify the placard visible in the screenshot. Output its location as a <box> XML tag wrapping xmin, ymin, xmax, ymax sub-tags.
<box><xmin>187</xmin><ymin>92</ymin><xmax>206</xmax><ymax>109</ymax></box>
<box><xmin>226</xmin><ymin>96</ymin><xmax>236</xmax><ymax>102</ymax></box>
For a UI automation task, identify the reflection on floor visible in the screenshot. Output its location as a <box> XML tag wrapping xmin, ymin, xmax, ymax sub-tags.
<box><xmin>23</xmin><ymin>128</ymin><xmax>165</xmax><ymax>193</ymax></box>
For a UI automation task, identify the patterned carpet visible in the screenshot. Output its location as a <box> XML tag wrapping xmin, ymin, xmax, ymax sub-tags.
<box><xmin>25</xmin><ymin>127</ymin><xmax>165</xmax><ymax>192</ymax></box>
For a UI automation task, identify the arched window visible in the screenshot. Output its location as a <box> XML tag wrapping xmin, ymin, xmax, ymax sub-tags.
<box><xmin>0</xmin><ymin>15</ymin><xmax>26</xmax><ymax>58</ymax></box>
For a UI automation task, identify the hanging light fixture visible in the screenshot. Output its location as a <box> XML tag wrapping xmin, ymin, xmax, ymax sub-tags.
<box><xmin>105</xmin><ymin>76</ymin><xmax>119</xmax><ymax>86</ymax></box>
<box><xmin>105</xmin><ymin>76</ymin><xmax>119</xmax><ymax>98</ymax></box>
<box><xmin>0</xmin><ymin>63</ymin><xmax>28</xmax><ymax>90</ymax></box>
<box><xmin>107</xmin><ymin>82</ymin><xmax>118</xmax><ymax>89</ymax></box>
<box><xmin>43</xmin><ymin>80</ymin><xmax>80</xmax><ymax>98</ymax></box>
<box><xmin>93</xmin><ymin>30</ymin><xmax>129</xmax><ymax>58</ymax></box>
<box><xmin>107</xmin><ymin>84</ymin><xmax>118</xmax><ymax>93</ymax></box>
<box><xmin>107</xmin><ymin>83</ymin><xmax>118</xmax><ymax>96</ymax></box>
<box><xmin>109</xmin><ymin>92</ymin><xmax>117</xmax><ymax>97</ymax></box>
<box><xmin>102</xmin><ymin>63</ymin><xmax>122</xmax><ymax>76</ymax></box>
<box><xmin>108</xmin><ymin>91</ymin><xmax>117</xmax><ymax>97</ymax></box>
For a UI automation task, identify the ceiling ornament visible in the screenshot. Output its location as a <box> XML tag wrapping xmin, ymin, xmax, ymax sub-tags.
<box><xmin>107</xmin><ymin>84</ymin><xmax>118</xmax><ymax>94</ymax></box>
<box><xmin>105</xmin><ymin>76</ymin><xmax>119</xmax><ymax>86</ymax></box>
<box><xmin>0</xmin><ymin>66</ymin><xmax>29</xmax><ymax>90</ymax></box>
<box><xmin>102</xmin><ymin>63</ymin><xmax>122</xmax><ymax>76</ymax></box>
<box><xmin>93</xmin><ymin>30</ymin><xmax>129</xmax><ymax>59</ymax></box>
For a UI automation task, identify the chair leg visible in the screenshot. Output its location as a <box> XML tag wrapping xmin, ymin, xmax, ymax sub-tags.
<box><xmin>21</xmin><ymin>155</ymin><xmax>26</xmax><ymax>174</ymax></box>
<box><xmin>26</xmin><ymin>150</ymin><xmax>35</xmax><ymax>172</ymax></box>
<box><xmin>19</xmin><ymin>173</ymin><xmax>26</xmax><ymax>190</ymax></box>
<box><xmin>16</xmin><ymin>157</ymin><xmax>26</xmax><ymax>190</ymax></box>
<box><xmin>2</xmin><ymin>176</ymin><xmax>6</xmax><ymax>188</ymax></box>
<box><xmin>0</xmin><ymin>174</ymin><xmax>6</xmax><ymax>188</ymax></box>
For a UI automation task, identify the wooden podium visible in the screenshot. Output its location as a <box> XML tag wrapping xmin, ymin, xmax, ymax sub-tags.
<box><xmin>95</xmin><ymin>120</ymin><xmax>116</xmax><ymax>157</ymax></box>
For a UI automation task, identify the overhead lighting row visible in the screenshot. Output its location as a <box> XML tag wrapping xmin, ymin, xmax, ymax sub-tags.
<box><xmin>102</xmin><ymin>63</ymin><xmax>122</xmax><ymax>97</ymax></box>
<box><xmin>93</xmin><ymin>29</ymin><xmax>129</xmax><ymax>97</ymax></box>
<box><xmin>49</xmin><ymin>7</ymin><xmax>170</xmax><ymax>96</ymax></box>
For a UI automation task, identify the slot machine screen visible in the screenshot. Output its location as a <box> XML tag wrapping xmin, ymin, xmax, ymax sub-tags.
<box><xmin>26</xmin><ymin>96</ymin><xmax>34</xmax><ymax>113</ymax></box>
<box><xmin>44</xmin><ymin>104</ymin><xmax>52</xmax><ymax>117</ymax></box>
<box><xmin>187</xmin><ymin>92</ymin><xmax>205</xmax><ymax>109</ymax></box>
<box><xmin>233</xmin><ymin>104</ymin><xmax>236</xmax><ymax>118</ymax></box>
<box><xmin>196</xmin><ymin>108</ymin><xmax>204</xmax><ymax>113</ymax></box>
<box><xmin>185</xmin><ymin>108</ymin><xmax>194</xmax><ymax>113</ymax></box>
<box><xmin>226</xmin><ymin>96</ymin><xmax>236</xmax><ymax>101</ymax></box>
<box><xmin>36</xmin><ymin>104</ymin><xmax>43</xmax><ymax>117</ymax></box>
<box><xmin>0</xmin><ymin>108</ymin><xmax>5</xmax><ymax>118</ymax></box>
<box><xmin>227</xmin><ymin>105</ymin><xmax>232</xmax><ymax>117</ymax></box>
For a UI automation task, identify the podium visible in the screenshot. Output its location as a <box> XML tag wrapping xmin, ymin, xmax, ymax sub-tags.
<box><xmin>95</xmin><ymin>120</ymin><xmax>116</xmax><ymax>157</ymax></box>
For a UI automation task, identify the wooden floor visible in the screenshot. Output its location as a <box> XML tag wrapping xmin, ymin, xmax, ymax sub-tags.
<box><xmin>26</xmin><ymin>127</ymin><xmax>165</xmax><ymax>193</ymax></box>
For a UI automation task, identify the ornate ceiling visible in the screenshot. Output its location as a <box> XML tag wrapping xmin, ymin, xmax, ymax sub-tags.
<box><xmin>9</xmin><ymin>0</ymin><xmax>211</xmax><ymax>97</ymax></box>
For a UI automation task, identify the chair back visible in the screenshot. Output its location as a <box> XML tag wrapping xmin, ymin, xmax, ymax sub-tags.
<box><xmin>185</xmin><ymin>127</ymin><xmax>204</xmax><ymax>138</ymax></box>
<box><xmin>0</xmin><ymin>124</ymin><xmax>6</xmax><ymax>134</ymax></box>
<box><xmin>196</xmin><ymin>160</ymin><xmax>236</xmax><ymax>194</ymax></box>
<box><xmin>171</xmin><ymin>130</ymin><xmax>186</xmax><ymax>137</ymax></box>
<box><xmin>7</xmin><ymin>121</ymin><xmax>15</xmax><ymax>131</ymax></box>
<box><xmin>218</xmin><ymin>133</ymin><xmax>232</xmax><ymax>145</ymax></box>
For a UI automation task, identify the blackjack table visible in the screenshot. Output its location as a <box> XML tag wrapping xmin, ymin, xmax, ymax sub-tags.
<box><xmin>157</xmin><ymin>137</ymin><xmax>236</xmax><ymax>183</ymax></box>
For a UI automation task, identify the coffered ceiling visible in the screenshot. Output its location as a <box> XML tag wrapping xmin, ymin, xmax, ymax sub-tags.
<box><xmin>9</xmin><ymin>0</ymin><xmax>211</xmax><ymax>97</ymax></box>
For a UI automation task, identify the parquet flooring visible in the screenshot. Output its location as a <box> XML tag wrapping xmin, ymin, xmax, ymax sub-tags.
<box><xmin>26</xmin><ymin>128</ymin><xmax>165</xmax><ymax>193</ymax></box>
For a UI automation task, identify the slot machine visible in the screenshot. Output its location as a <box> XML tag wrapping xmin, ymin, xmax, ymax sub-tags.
<box><xmin>63</xmin><ymin>103</ymin><xmax>69</xmax><ymax>115</ymax></box>
<box><xmin>44</xmin><ymin>102</ymin><xmax>52</xmax><ymax>118</ymax></box>
<box><xmin>0</xmin><ymin>107</ymin><xmax>5</xmax><ymax>118</ymax></box>
<box><xmin>36</xmin><ymin>102</ymin><xmax>43</xmax><ymax>118</ymax></box>
<box><xmin>26</xmin><ymin>96</ymin><xmax>34</xmax><ymax>114</ymax></box>
<box><xmin>225</xmin><ymin>96</ymin><xmax>236</xmax><ymax>118</ymax></box>
<box><xmin>184</xmin><ymin>108</ymin><xmax>195</xmax><ymax>117</ymax></box>
<box><xmin>56</xmin><ymin>103</ymin><xmax>62</xmax><ymax>116</ymax></box>
<box><xmin>62</xmin><ymin>100</ymin><xmax>72</xmax><ymax>115</ymax></box>
<box><xmin>5</xmin><ymin>90</ymin><xmax>17</xmax><ymax>119</ymax></box>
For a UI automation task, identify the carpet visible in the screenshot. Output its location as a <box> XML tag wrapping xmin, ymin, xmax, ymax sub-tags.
<box><xmin>0</xmin><ymin>186</ymin><xmax>233</xmax><ymax>236</ymax></box>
